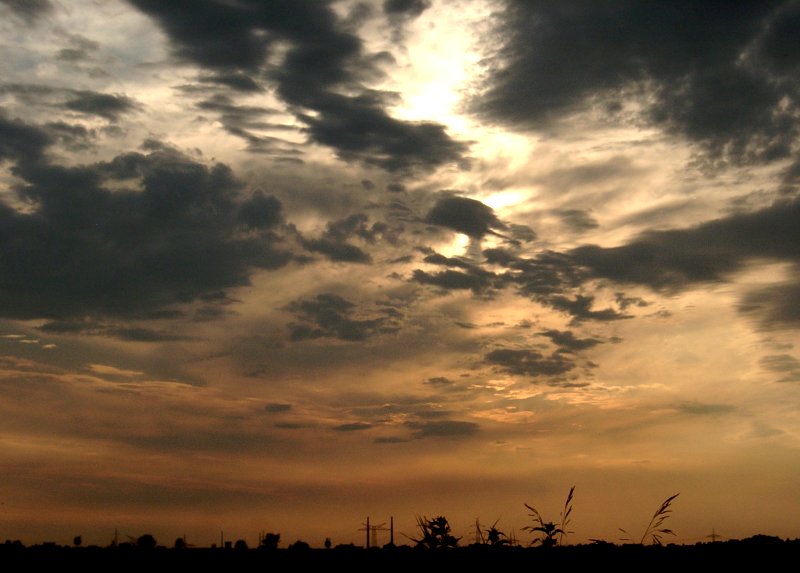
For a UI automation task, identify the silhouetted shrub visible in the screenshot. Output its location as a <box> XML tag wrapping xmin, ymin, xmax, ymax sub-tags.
<box><xmin>136</xmin><ymin>534</ymin><xmax>157</xmax><ymax>550</ymax></box>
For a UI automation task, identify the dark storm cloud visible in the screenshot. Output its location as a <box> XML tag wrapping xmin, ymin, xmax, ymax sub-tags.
<box><xmin>0</xmin><ymin>112</ymin><xmax>51</xmax><ymax>161</ymax></box>
<box><xmin>779</xmin><ymin>155</ymin><xmax>800</xmax><ymax>194</ymax></box>
<box><xmin>485</xmin><ymin>249</ymin><xmax>586</xmax><ymax>295</ymax></box>
<box><xmin>474</xmin><ymin>1</ymin><xmax>799</xmax><ymax>164</ymax></box>
<box><xmin>332</xmin><ymin>422</ymin><xmax>372</xmax><ymax>432</ymax></box>
<box><xmin>759</xmin><ymin>354</ymin><xmax>800</xmax><ymax>383</ymax></box>
<box><xmin>238</xmin><ymin>191</ymin><xmax>283</xmax><ymax>229</ymax></box>
<box><xmin>555</xmin><ymin>209</ymin><xmax>599</xmax><ymax>233</ymax></box>
<box><xmin>0</xmin><ymin>120</ymin><xmax>292</xmax><ymax>321</ymax></box>
<box><xmin>615</xmin><ymin>292</ymin><xmax>649</xmax><ymax>311</ymax></box>
<box><xmin>508</xmin><ymin>223</ymin><xmax>537</xmax><ymax>244</ymax></box>
<box><xmin>540</xmin><ymin>329</ymin><xmax>603</xmax><ymax>352</ymax></box>
<box><xmin>129</xmin><ymin>0</ymin><xmax>468</xmax><ymax>172</ymax></box>
<box><xmin>193</xmin><ymin>94</ymin><xmax>300</xmax><ymax>154</ymax></box>
<box><xmin>44</xmin><ymin>121</ymin><xmax>96</xmax><ymax>151</ymax></box>
<box><xmin>425</xmin><ymin>194</ymin><xmax>507</xmax><ymax>238</ymax></box>
<box><xmin>676</xmin><ymin>402</ymin><xmax>736</xmax><ymax>415</ymax></box>
<box><xmin>299</xmin><ymin>213</ymin><xmax>400</xmax><ymax>264</ymax></box>
<box><xmin>301</xmin><ymin>237</ymin><xmax>371</xmax><ymax>263</ymax></box>
<box><xmin>415</xmin><ymin>243</ymin><xmax>628</xmax><ymax>323</ymax></box>
<box><xmin>1</xmin><ymin>84</ymin><xmax>139</xmax><ymax>122</ymax></box>
<box><xmin>106</xmin><ymin>327</ymin><xmax>189</xmax><ymax>342</ymax></box>
<box><xmin>407</xmin><ymin>419</ymin><xmax>479</xmax><ymax>439</ymax></box>
<box><xmin>422</xmin><ymin>252</ymin><xmax>474</xmax><ymax>269</ymax></box>
<box><xmin>570</xmin><ymin>197</ymin><xmax>800</xmax><ymax>291</ymax></box>
<box><xmin>411</xmin><ymin>268</ymin><xmax>499</xmax><ymax>295</ymax></box>
<box><xmin>55</xmin><ymin>34</ymin><xmax>101</xmax><ymax>64</ymax></box>
<box><xmin>63</xmin><ymin>91</ymin><xmax>138</xmax><ymax>121</ymax></box>
<box><xmin>297</xmin><ymin>93</ymin><xmax>469</xmax><ymax>172</ymax></box>
<box><xmin>412</xmin><ymin>244</ymin><xmax>624</xmax><ymax>322</ymax></box>
<box><xmin>264</xmin><ymin>403</ymin><xmax>292</xmax><ymax>413</ymax></box>
<box><xmin>424</xmin><ymin>376</ymin><xmax>455</xmax><ymax>387</ymax></box>
<box><xmin>57</xmin><ymin>48</ymin><xmax>91</xmax><ymax>63</ymax></box>
<box><xmin>38</xmin><ymin>319</ymin><xmax>188</xmax><ymax>341</ymax></box>
<box><xmin>285</xmin><ymin>293</ymin><xmax>398</xmax><ymax>342</ymax></box>
<box><xmin>739</xmin><ymin>280</ymin><xmax>800</xmax><ymax>330</ymax></box>
<box><xmin>383</xmin><ymin>0</ymin><xmax>431</xmax><ymax>43</ymax></box>
<box><xmin>199</xmin><ymin>72</ymin><xmax>263</xmax><ymax>93</ymax></box>
<box><xmin>383</xmin><ymin>0</ymin><xmax>431</xmax><ymax>17</ymax></box>
<box><xmin>548</xmin><ymin>295</ymin><xmax>629</xmax><ymax>323</ymax></box>
<box><xmin>485</xmin><ymin>347</ymin><xmax>576</xmax><ymax>379</ymax></box>
<box><xmin>0</xmin><ymin>0</ymin><xmax>52</xmax><ymax>22</ymax></box>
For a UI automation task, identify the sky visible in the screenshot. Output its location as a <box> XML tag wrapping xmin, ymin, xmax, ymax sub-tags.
<box><xmin>1</xmin><ymin>0</ymin><xmax>799</xmax><ymax>549</ymax></box>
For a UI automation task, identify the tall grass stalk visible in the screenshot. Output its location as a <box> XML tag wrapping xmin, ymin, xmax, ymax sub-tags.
<box><xmin>620</xmin><ymin>493</ymin><xmax>680</xmax><ymax>546</ymax></box>
<box><xmin>523</xmin><ymin>485</ymin><xmax>575</xmax><ymax>547</ymax></box>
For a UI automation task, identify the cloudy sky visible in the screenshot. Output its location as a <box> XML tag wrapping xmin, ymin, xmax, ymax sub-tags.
<box><xmin>1</xmin><ymin>0</ymin><xmax>799</xmax><ymax>548</ymax></box>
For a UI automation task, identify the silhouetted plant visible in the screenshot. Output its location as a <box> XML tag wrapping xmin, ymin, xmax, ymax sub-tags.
<box><xmin>173</xmin><ymin>537</ymin><xmax>186</xmax><ymax>550</ymax></box>
<box><xmin>324</xmin><ymin>537</ymin><xmax>332</xmax><ymax>549</ymax></box>
<box><xmin>260</xmin><ymin>532</ymin><xmax>280</xmax><ymax>549</ymax></box>
<box><xmin>234</xmin><ymin>539</ymin><xmax>248</xmax><ymax>550</ymax></box>
<box><xmin>523</xmin><ymin>485</ymin><xmax>575</xmax><ymax>547</ymax></box>
<box><xmin>288</xmin><ymin>539</ymin><xmax>310</xmax><ymax>551</ymax></box>
<box><xmin>481</xmin><ymin>519</ymin><xmax>510</xmax><ymax>547</ymax></box>
<box><xmin>408</xmin><ymin>515</ymin><xmax>460</xmax><ymax>549</ymax></box>
<box><xmin>620</xmin><ymin>493</ymin><xmax>680</xmax><ymax>546</ymax></box>
<box><xmin>136</xmin><ymin>534</ymin><xmax>157</xmax><ymax>550</ymax></box>
<box><xmin>73</xmin><ymin>535</ymin><xmax>82</xmax><ymax>547</ymax></box>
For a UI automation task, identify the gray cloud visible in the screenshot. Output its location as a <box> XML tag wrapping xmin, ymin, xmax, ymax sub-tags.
<box><xmin>677</xmin><ymin>402</ymin><xmax>736</xmax><ymax>416</ymax></box>
<box><xmin>570</xmin><ymin>198</ymin><xmax>800</xmax><ymax>292</ymax></box>
<box><xmin>484</xmin><ymin>249</ymin><xmax>586</xmax><ymax>298</ymax></box>
<box><xmin>425</xmin><ymin>194</ymin><xmax>508</xmax><ymax>238</ymax></box>
<box><xmin>412</xmin><ymin>244</ymin><xmax>627</xmax><ymax>322</ymax></box>
<box><xmin>332</xmin><ymin>422</ymin><xmax>372</xmax><ymax>432</ymax></box>
<box><xmin>0</xmin><ymin>0</ymin><xmax>53</xmax><ymax>23</ymax></box>
<box><xmin>285</xmin><ymin>293</ymin><xmax>398</xmax><ymax>342</ymax></box>
<box><xmin>57</xmin><ymin>48</ymin><xmax>91</xmax><ymax>63</ymax></box>
<box><xmin>1</xmin><ymin>84</ymin><xmax>139</xmax><ymax>122</ymax></box>
<box><xmin>0</xmin><ymin>111</ymin><xmax>51</xmax><ymax>162</ymax></box>
<box><xmin>64</xmin><ymin>91</ymin><xmax>138</xmax><ymax>121</ymax></box>
<box><xmin>44</xmin><ymin>121</ymin><xmax>96</xmax><ymax>151</ymax></box>
<box><xmin>238</xmin><ymin>191</ymin><xmax>284</xmax><ymax>230</ymax></box>
<box><xmin>540</xmin><ymin>329</ymin><xmax>603</xmax><ymax>352</ymax></box>
<box><xmin>424</xmin><ymin>376</ymin><xmax>455</xmax><ymax>387</ymax></box>
<box><xmin>759</xmin><ymin>354</ymin><xmax>800</xmax><ymax>383</ymax></box>
<box><xmin>555</xmin><ymin>209</ymin><xmax>599</xmax><ymax>233</ymax></box>
<box><xmin>264</xmin><ymin>403</ymin><xmax>292</xmax><ymax>413</ymax></box>
<box><xmin>0</xmin><ymin>118</ymin><xmax>292</xmax><ymax>321</ymax></box>
<box><xmin>411</xmin><ymin>268</ymin><xmax>499</xmax><ymax>295</ymax></box>
<box><xmin>199</xmin><ymin>72</ymin><xmax>263</xmax><ymax>93</ymax></box>
<box><xmin>485</xmin><ymin>347</ymin><xmax>576</xmax><ymax>379</ymax></box>
<box><xmin>299</xmin><ymin>213</ymin><xmax>402</xmax><ymax>264</ymax></box>
<box><xmin>780</xmin><ymin>155</ymin><xmax>800</xmax><ymax>194</ymax></box>
<box><xmin>129</xmin><ymin>0</ymin><xmax>468</xmax><ymax>172</ymax></box>
<box><xmin>472</xmin><ymin>1</ymin><xmax>799</xmax><ymax>165</ymax></box>
<box><xmin>383</xmin><ymin>0</ymin><xmax>431</xmax><ymax>17</ymax></box>
<box><xmin>407</xmin><ymin>419</ymin><xmax>479</xmax><ymax>439</ymax></box>
<box><xmin>421</xmin><ymin>250</ymin><xmax>475</xmax><ymax>269</ymax></box>
<box><xmin>739</xmin><ymin>280</ymin><xmax>800</xmax><ymax>330</ymax></box>
<box><xmin>548</xmin><ymin>295</ymin><xmax>630</xmax><ymax>323</ymax></box>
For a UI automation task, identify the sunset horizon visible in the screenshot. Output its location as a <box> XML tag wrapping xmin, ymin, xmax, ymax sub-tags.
<box><xmin>1</xmin><ymin>0</ymin><xmax>798</xmax><ymax>551</ymax></box>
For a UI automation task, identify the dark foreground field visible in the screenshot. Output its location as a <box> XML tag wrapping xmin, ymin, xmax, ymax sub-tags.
<box><xmin>3</xmin><ymin>537</ymin><xmax>798</xmax><ymax>571</ymax></box>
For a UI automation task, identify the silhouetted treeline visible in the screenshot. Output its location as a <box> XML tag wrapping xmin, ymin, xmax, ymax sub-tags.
<box><xmin>2</xmin><ymin>536</ymin><xmax>798</xmax><ymax>571</ymax></box>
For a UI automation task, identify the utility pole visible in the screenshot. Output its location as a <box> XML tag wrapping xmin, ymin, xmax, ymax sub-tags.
<box><xmin>361</xmin><ymin>517</ymin><xmax>370</xmax><ymax>548</ymax></box>
<box><xmin>359</xmin><ymin>517</ymin><xmax>390</xmax><ymax>548</ymax></box>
